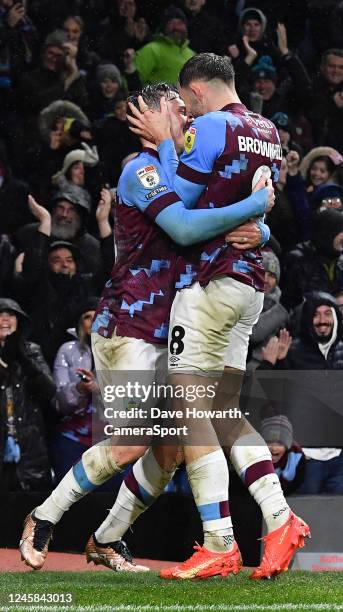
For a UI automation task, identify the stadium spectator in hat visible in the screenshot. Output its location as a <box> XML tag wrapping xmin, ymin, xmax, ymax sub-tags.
<box><xmin>311</xmin><ymin>184</ymin><xmax>343</xmax><ymax>214</ymax></box>
<box><xmin>135</xmin><ymin>6</ymin><xmax>195</xmax><ymax>85</ymax></box>
<box><xmin>305</xmin><ymin>49</ymin><xmax>343</xmax><ymax>152</ymax></box>
<box><xmin>261</xmin><ymin>415</ymin><xmax>305</xmax><ymax>494</ymax></box>
<box><xmin>16</xmin><ymin>186</ymin><xmax>113</xmax><ymax>283</ymax></box>
<box><xmin>270</xmin><ymin>112</ymin><xmax>302</xmax><ymax>157</ymax></box>
<box><xmin>281</xmin><ymin>210</ymin><xmax>343</xmax><ymax>310</ymax></box>
<box><xmin>299</xmin><ymin>147</ymin><xmax>343</xmax><ymax>192</ymax></box>
<box><xmin>25</xmin><ymin>99</ymin><xmax>94</xmax><ymax>202</ymax></box>
<box><xmin>51</xmin><ymin>296</ymin><xmax>99</xmax><ymax>481</ymax></box>
<box><xmin>181</xmin><ymin>0</ymin><xmax>226</xmax><ymax>55</ymax></box>
<box><xmin>235</xmin><ymin>7</ymin><xmax>277</xmax><ymax>64</ymax></box>
<box><xmin>0</xmin><ymin>298</ymin><xmax>55</xmax><ymax>491</ymax></box>
<box><xmin>15</xmin><ymin>27</ymin><xmax>89</xmax><ymax>128</ymax></box>
<box><xmin>51</xmin><ymin>143</ymin><xmax>100</xmax><ymax>227</ymax></box>
<box><xmin>248</xmin><ymin>250</ymin><xmax>288</xmax><ymax>369</ymax></box>
<box><xmin>90</xmin><ymin>63</ymin><xmax>126</xmax><ymax>120</ymax></box>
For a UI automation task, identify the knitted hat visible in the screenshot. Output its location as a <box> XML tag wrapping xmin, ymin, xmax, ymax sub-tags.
<box><xmin>252</xmin><ymin>55</ymin><xmax>277</xmax><ymax>82</ymax></box>
<box><xmin>261</xmin><ymin>415</ymin><xmax>293</xmax><ymax>449</ymax></box>
<box><xmin>162</xmin><ymin>5</ymin><xmax>188</xmax><ymax>29</ymax></box>
<box><xmin>299</xmin><ymin>146</ymin><xmax>343</xmax><ymax>180</ymax></box>
<box><xmin>262</xmin><ymin>249</ymin><xmax>281</xmax><ymax>283</ymax></box>
<box><xmin>44</xmin><ymin>29</ymin><xmax>69</xmax><ymax>49</ymax></box>
<box><xmin>52</xmin><ymin>144</ymin><xmax>99</xmax><ymax>185</ymax></box>
<box><xmin>311</xmin><ymin>184</ymin><xmax>343</xmax><ymax>211</ymax></box>
<box><xmin>271</xmin><ymin>112</ymin><xmax>290</xmax><ymax>133</ymax></box>
<box><xmin>96</xmin><ymin>64</ymin><xmax>123</xmax><ymax>85</ymax></box>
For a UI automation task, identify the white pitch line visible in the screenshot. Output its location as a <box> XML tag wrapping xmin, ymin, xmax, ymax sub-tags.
<box><xmin>1</xmin><ymin>605</ymin><xmax>343</xmax><ymax>611</ymax></box>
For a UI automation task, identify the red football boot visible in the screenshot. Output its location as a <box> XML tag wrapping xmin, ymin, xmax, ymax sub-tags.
<box><xmin>251</xmin><ymin>511</ymin><xmax>311</xmax><ymax>580</ymax></box>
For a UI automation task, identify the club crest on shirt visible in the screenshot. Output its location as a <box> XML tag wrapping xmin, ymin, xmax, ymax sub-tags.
<box><xmin>137</xmin><ymin>165</ymin><xmax>160</xmax><ymax>189</ymax></box>
<box><xmin>184</xmin><ymin>127</ymin><xmax>196</xmax><ymax>153</ymax></box>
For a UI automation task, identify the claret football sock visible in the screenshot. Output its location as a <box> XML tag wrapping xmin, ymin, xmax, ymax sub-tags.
<box><xmin>95</xmin><ymin>448</ymin><xmax>175</xmax><ymax>544</ymax></box>
<box><xmin>186</xmin><ymin>449</ymin><xmax>234</xmax><ymax>553</ymax></box>
<box><xmin>230</xmin><ymin>433</ymin><xmax>290</xmax><ymax>532</ymax></box>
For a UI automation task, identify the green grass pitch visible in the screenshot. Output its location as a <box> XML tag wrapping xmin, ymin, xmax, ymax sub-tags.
<box><xmin>1</xmin><ymin>571</ymin><xmax>343</xmax><ymax>612</ymax></box>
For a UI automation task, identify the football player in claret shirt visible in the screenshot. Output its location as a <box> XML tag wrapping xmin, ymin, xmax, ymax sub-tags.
<box><xmin>19</xmin><ymin>83</ymin><xmax>272</xmax><ymax>573</ymax></box>
<box><xmin>128</xmin><ymin>54</ymin><xmax>310</xmax><ymax>580</ymax></box>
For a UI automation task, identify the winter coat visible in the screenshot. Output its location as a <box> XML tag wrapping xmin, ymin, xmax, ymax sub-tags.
<box><xmin>280</xmin><ymin>292</ymin><xmax>343</xmax><ymax>371</ymax></box>
<box><xmin>0</xmin><ymin>340</ymin><xmax>55</xmax><ymax>490</ymax></box>
<box><xmin>53</xmin><ymin>332</ymin><xmax>93</xmax><ymax>447</ymax></box>
<box><xmin>135</xmin><ymin>34</ymin><xmax>195</xmax><ymax>85</ymax></box>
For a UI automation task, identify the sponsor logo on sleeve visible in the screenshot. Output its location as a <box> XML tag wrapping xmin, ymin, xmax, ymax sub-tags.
<box><xmin>145</xmin><ymin>185</ymin><xmax>169</xmax><ymax>200</ymax></box>
<box><xmin>184</xmin><ymin>126</ymin><xmax>197</xmax><ymax>154</ymax></box>
<box><xmin>137</xmin><ymin>165</ymin><xmax>160</xmax><ymax>188</ymax></box>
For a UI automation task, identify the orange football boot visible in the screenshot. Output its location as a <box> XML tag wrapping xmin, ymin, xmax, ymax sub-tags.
<box><xmin>160</xmin><ymin>542</ymin><xmax>242</xmax><ymax>580</ymax></box>
<box><xmin>250</xmin><ymin>511</ymin><xmax>311</xmax><ymax>580</ymax></box>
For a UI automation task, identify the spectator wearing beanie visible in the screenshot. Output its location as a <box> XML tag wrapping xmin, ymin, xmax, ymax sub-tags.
<box><xmin>270</xmin><ymin>112</ymin><xmax>302</xmax><ymax>157</ymax></box>
<box><xmin>311</xmin><ymin>184</ymin><xmax>343</xmax><ymax>214</ymax></box>
<box><xmin>261</xmin><ymin>415</ymin><xmax>305</xmax><ymax>494</ymax></box>
<box><xmin>282</xmin><ymin>209</ymin><xmax>343</xmax><ymax>310</ymax></box>
<box><xmin>248</xmin><ymin>250</ymin><xmax>288</xmax><ymax>369</ymax></box>
<box><xmin>90</xmin><ymin>64</ymin><xmax>127</xmax><ymax>120</ymax></box>
<box><xmin>51</xmin><ymin>144</ymin><xmax>100</xmax><ymax>222</ymax></box>
<box><xmin>135</xmin><ymin>6</ymin><xmax>195</xmax><ymax>85</ymax></box>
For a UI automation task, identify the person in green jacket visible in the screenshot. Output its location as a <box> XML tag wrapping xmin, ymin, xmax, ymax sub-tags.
<box><xmin>135</xmin><ymin>6</ymin><xmax>195</xmax><ymax>85</ymax></box>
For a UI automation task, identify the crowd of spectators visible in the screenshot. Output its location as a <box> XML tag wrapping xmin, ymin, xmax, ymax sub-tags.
<box><xmin>1</xmin><ymin>0</ymin><xmax>343</xmax><ymax>496</ymax></box>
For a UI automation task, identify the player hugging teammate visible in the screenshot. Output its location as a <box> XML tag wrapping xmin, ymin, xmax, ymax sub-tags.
<box><xmin>20</xmin><ymin>54</ymin><xmax>310</xmax><ymax>580</ymax></box>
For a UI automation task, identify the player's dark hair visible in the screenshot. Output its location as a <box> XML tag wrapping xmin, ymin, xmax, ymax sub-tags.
<box><xmin>127</xmin><ymin>82</ymin><xmax>179</xmax><ymax>118</ymax></box>
<box><xmin>179</xmin><ymin>53</ymin><xmax>235</xmax><ymax>88</ymax></box>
